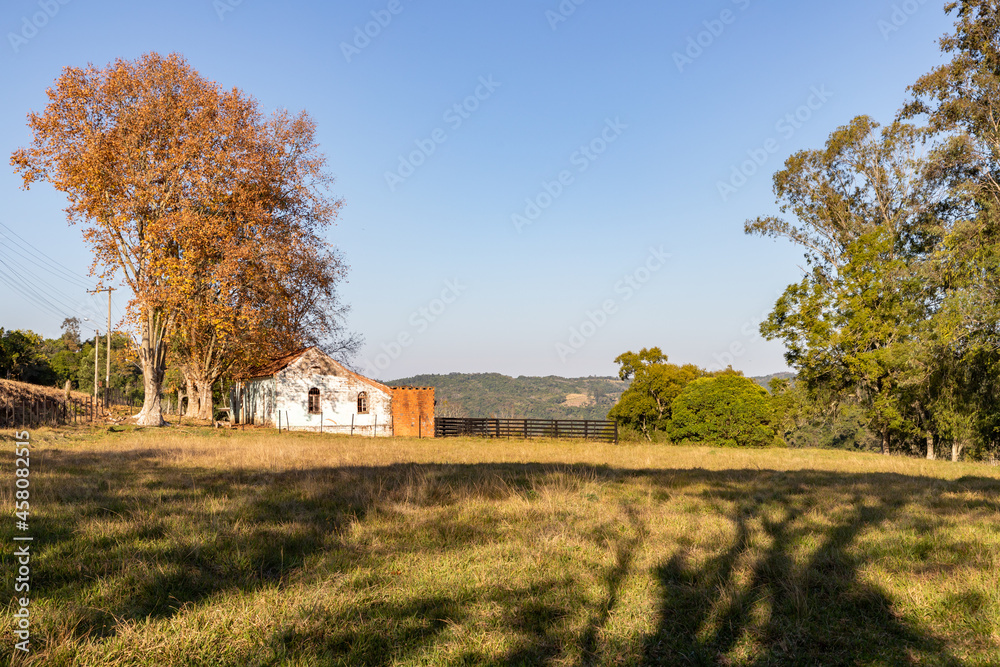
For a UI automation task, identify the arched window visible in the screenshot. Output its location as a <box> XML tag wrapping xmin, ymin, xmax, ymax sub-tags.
<box><xmin>308</xmin><ymin>388</ymin><xmax>321</xmax><ymax>414</ymax></box>
<box><xmin>357</xmin><ymin>391</ymin><xmax>369</xmax><ymax>414</ymax></box>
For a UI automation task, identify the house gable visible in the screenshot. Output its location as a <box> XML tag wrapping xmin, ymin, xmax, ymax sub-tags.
<box><xmin>235</xmin><ymin>346</ymin><xmax>431</xmax><ymax>437</ymax></box>
<box><xmin>279</xmin><ymin>347</ymin><xmax>392</xmax><ymax>399</ymax></box>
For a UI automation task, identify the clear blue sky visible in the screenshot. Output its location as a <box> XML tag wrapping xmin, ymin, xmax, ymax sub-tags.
<box><xmin>0</xmin><ymin>0</ymin><xmax>953</xmax><ymax>380</ymax></box>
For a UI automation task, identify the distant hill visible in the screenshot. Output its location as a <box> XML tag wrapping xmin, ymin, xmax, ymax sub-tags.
<box><xmin>386</xmin><ymin>373</ymin><xmax>626</xmax><ymax>420</ymax></box>
<box><xmin>751</xmin><ymin>372</ymin><xmax>796</xmax><ymax>389</ymax></box>
<box><xmin>387</xmin><ymin>371</ymin><xmax>796</xmax><ymax>420</ymax></box>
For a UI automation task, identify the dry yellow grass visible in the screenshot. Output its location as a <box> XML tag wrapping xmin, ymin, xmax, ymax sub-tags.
<box><xmin>0</xmin><ymin>378</ymin><xmax>93</xmax><ymax>404</ymax></box>
<box><xmin>1</xmin><ymin>426</ymin><xmax>998</xmax><ymax>665</ymax></box>
<box><xmin>64</xmin><ymin>425</ymin><xmax>998</xmax><ymax>478</ymax></box>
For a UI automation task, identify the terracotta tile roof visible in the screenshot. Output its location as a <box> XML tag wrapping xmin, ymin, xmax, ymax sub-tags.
<box><xmin>238</xmin><ymin>347</ymin><xmax>313</xmax><ymax>379</ymax></box>
<box><xmin>340</xmin><ymin>367</ymin><xmax>394</xmax><ymax>396</ymax></box>
<box><xmin>237</xmin><ymin>347</ymin><xmax>396</xmax><ymax>396</ymax></box>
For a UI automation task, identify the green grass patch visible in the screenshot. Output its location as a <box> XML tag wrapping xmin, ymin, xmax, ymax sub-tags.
<box><xmin>1</xmin><ymin>426</ymin><xmax>999</xmax><ymax>665</ymax></box>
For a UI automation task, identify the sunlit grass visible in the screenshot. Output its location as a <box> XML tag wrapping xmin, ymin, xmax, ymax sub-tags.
<box><xmin>1</xmin><ymin>425</ymin><xmax>998</xmax><ymax>665</ymax></box>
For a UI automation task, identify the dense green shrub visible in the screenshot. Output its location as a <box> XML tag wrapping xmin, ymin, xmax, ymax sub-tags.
<box><xmin>669</xmin><ymin>373</ymin><xmax>776</xmax><ymax>447</ymax></box>
<box><xmin>607</xmin><ymin>347</ymin><xmax>705</xmax><ymax>440</ymax></box>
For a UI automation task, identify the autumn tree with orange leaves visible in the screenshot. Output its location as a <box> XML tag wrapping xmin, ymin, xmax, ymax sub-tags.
<box><xmin>174</xmin><ymin>239</ymin><xmax>358</xmax><ymax>421</ymax></box>
<box><xmin>12</xmin><ymin>52</ymin><xmax>350</xmax><ymax>425</ymax></box>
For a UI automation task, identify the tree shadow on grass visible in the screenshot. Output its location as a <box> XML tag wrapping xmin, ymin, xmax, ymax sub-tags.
<box><xmin>266</xmin><ymin>594</ymin><xmax>466</xmax><ymax>666</ymax></box>
<box><xmin>19</xmin><ymin>444</ymin><xmax>999</xmax><ymax>664</ymax></box>
<box><xmin>640</xmin><ymin>470</ymin><xmax>974</xmax><ymax>666</ymax></box>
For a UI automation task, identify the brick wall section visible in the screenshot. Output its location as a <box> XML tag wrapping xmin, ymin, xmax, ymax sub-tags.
<box><xmin>391</xmin><ymin>387</ymin><xmax>435</xmax><ymax>437</ymax></box>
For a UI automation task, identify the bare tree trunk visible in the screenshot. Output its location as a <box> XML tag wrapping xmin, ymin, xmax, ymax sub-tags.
<box><xmin>136</xmin><ymin>360</ymin><xmax>165</xmax><ymax>426</ymax></box>
<box><xmin>926</xmin><ymin>432</ymin><xmax>935</xmax><ymax>460</ymax></box>
<box><xmin>881</xmin><ymin>427</ymin><xmax>890</xmax><ymax>455</ymax></box>
<box><xmin>135</xmin><ymin>311</ymin><xmax>168</xmax><ymax>427</ymax></box>
<box><xmin>951</xmin><ymin>441</ymin><xmax>963</xmax><ymax>462</ymax></box>
<box><xmin>196</xmin><ymin>380</ymin><xmax>214</xmax><ymax>420</ymax></box>
<box><xmin>185</xmin><ymin>377</ymin><xmax>198</xmax><ymax>417</ymax></box>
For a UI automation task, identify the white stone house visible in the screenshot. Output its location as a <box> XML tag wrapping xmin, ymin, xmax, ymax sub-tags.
<box><xmin>232</xmin><ymin>347</ymin><xmax>393</xmax><ymax>436</ymax></box>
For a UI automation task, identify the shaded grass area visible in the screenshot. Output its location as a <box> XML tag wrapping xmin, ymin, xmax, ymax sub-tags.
<box><xmin>1</xmin><ymin>427</ymin><xmax>999</xmax><ymax>665</ymax></box>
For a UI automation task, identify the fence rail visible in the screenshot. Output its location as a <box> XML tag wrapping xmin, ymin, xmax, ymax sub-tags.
<box><xmin>435</xmin><ymin>417</ymin><xmax>617</xmax><ymax>443</ymax></box>
<box><xmin>2</xmin><ymin>395</ymin><xmax>98</xmax><ymax>428</ymax></box>
<box><xmin>1</xmin><ymin>388</ymin><xmax>142</xmax><ymax>428</ymax></box>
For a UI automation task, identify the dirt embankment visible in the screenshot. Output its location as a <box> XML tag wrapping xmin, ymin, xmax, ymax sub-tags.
<box><xmin>0</xmin><ymin>378</ymin><xmax>93</xmax><ymax>404</ymax></box>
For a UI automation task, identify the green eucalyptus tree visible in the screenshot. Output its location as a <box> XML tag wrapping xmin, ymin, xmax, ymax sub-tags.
<box><xmin>899</xmin><ymin>0</ymin><xmax>1000</xmax><ymax>460</ymax></box>
<box><xmin>746</xmin><ymin>117</ymin><xmax>942</xmax><ymax>454</ymax></box>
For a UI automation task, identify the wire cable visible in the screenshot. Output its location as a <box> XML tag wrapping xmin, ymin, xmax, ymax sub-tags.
<box><xmin>0</xmin><ymin>221</ymin><xmax>93</xmax><ymax>288</ymax></box>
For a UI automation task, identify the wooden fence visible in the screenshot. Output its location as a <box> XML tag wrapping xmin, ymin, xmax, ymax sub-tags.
<box><xmin>434</xmin><ymin>417</ymin><xmax>618</xmax><ymax>443</ymax></box>
<box><xmin>2</xmin><ymin>395</ymin><xmax>98</xmax><ymax>428</ymax></box>
<box><xmin>0</xmin><ymin>389</ymin><xmax>142</xmax><ymax>428</ymax></box>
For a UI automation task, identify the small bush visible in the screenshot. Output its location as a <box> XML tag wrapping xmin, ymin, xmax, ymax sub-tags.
<box><xmin>668</xmin><ymin>373</ymin><xmax>776</xmax><ymax>447</ymax></box>
<box><xmin>616</xmin><ymin>424</ymin><xmax>671</xmax><ymax>443</ymax></box>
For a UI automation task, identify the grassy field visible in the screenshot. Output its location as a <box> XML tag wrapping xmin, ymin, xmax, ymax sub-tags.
<box><xmin>1</xmin><ymin>427</ymin><xmax>999</xmax><ymax>666</ymax></box>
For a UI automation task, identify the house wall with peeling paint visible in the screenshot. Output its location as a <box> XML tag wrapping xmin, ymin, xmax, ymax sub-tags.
<box><xmin>236</xmin><ymin>347</ymin><xmax>392</xmax><ymax>435</ymax></box>
<box><xmin>230</xmin><ymin>348</ymin><xmax>402</xmax><ymax>436</ymax></box>
<box><xmin>240</xmin><ymin>377</ymin><xmax>276</xmax><ymax>426</ymax></box>
<box><xmin>276</xmin><ymin>359</ymin><xmax>391</xmax><ymax>435</ymax></box>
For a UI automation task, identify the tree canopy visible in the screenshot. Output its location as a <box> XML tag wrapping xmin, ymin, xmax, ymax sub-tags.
<box><xmin>745</xmin><ymin>0</ymin><xmax>1000</xmax><ymax>461</ymax></box>
<box><xmin>668</xmin><ymin>372</ymin><xmax>777</xmax><ymax>448</ymax></box>
<box><xmin>607</xmin><ymin>348</ymin><xmax>706</xmax><ymax>439</ymax></box>
<box><xmin>11</xmin><ymin>52</ymin><xmax>350</xmax><ymax>424</ymax></box>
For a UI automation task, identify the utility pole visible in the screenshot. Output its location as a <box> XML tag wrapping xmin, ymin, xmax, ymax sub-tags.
<box><xmin>89</xmin><ymin>288</ymin><xmax>115</xmax><ymax>409</ymax></box>
<box><xmin>93</xmin><ymin>329</ymin><xmax>100</xmax><ymax>404</ymax></box>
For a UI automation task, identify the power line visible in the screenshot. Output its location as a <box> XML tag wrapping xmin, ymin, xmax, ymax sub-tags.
<box><xmin>0</xmin><ymin>246</ymin><xmax>91</xmax><ymax>314</ymax></box>
<box><xmin>0</xmin><ymin>220</ymin><xmax>93</xmax><ymax>288</ymax></box>
<box><xmin>0</xmin><ymin>220</ymin><xmax>133</xmax><ymax>328</ymax></box>
<box><xmin>0</xmin><ymin>260</ymin><xmax>74</xmax><ymax>321</ymax></box>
